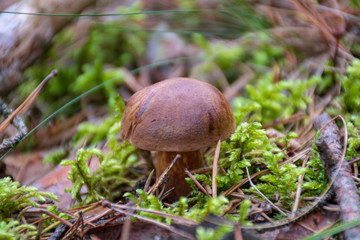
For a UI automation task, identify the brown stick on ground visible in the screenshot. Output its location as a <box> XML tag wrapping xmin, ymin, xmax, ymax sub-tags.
<box><xmin>314</xmin><ymin>113</ymin><xmax>360</xmax><ymax>240</ymax></box>
<box><xmin>0</xmin><ymin>99</ymin><xmax>27</xmax><ymax>154</ymax></box>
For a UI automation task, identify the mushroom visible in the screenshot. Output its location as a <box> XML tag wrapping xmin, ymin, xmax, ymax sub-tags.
<box><xmin>120</xmin><ymin>77</ymin><xmax>235</xmax><ymax>202</ymax></box>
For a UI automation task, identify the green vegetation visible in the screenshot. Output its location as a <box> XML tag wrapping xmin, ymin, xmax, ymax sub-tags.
<box><xmin>0</xmin><ymin>220</ymin><xmax>36</xmax><ymax>240</ymax></box>
<box><xmin>124</xmin><ymin>190</ymin><xmax>230</xmax><ymax>223</ymax></box>
<box><xmin>0</xmin><ymin>178</ymin><xmax>58</xmax><ymax>239</ymax></box>
<box><xmin>16</xmin><ymin>2</ymin><xmax>148</xmax><ymax>117</ymax></box>
<box><xmin>196</xmin><ymin>224</ymin><xmax>233</xmax><ymax>240</ymax></box>
<box><xmin>0</xmin><ymin>177</ymin><xmax>58</xmax><ymax>221</ymax></box>
<box><xmin>60</xmin><ymin>148</ymin><xmax>105</xmax><ymax>205</ymax></box>
<box><xmin>347</xmin><ymin>122</ymin><xmax>360</xmax><ymax>160</ymax></box>
<box><xmin>2</xmin><ymin>0</ymin><xmax>360</xmax><ymax>238</ymax></box>
<box><xmin>60</xmin><ymin>140</ymin><xmax>140</xmax><ymax>205</ymax></box>
<box><xmin>63</xmin><ymin>57</ymin><xmax>358</xmax><ymax>227</ymax></box>
<box><xmin>60</xmin><ymin>97</ymin><xmax>140</xmax><ymax>205</ymax></box>
<box><xmin>325</xmin><ymin>59</ymin><xmax>360</xmax><ymax>127</ymax></box>
<box><xmin>233</xmin><ymin>76</ymin><xmax>319</xmax><ymax>124</ymax></box>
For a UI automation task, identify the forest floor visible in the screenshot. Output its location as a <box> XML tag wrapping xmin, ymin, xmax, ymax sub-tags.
<box><xmin>1</xmin><ymin>0</ymin><xmax>360</xmax><ymax>239</ymax></box>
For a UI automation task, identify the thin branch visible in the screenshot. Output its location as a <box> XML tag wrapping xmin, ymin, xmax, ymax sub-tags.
<box><xmin>147</xmin><ymin>154</ymin><xmax>180</xmax><ymax>195</ymax></box>
<box><xmin>114</xmin><ymin>204</ymin><xmax>198</xmax><ymax>226</ymax></box>
<box><xmin>144</xmin><ymin>169</ymin><xmax>154</xmax><ymax>193</ymax></box>
<box><xmin>221</xmin><ymin>148</ymin><xmax>310</xmax><ymax>197</ymax></box>
<box><xmin>314</xmin><ymin>113</ymin><xmax>360</xmax><ymax>239</ymax></box>
<box><xmin>245</xmin><ymin>167</ymin><xmax>287</xmax><ymax>216</ymax></box>
<box><xmin>185</xmin><ymin>168</ymin><xmax>210</xmax><ymax>197</ymax></box>
<box><xmin>110</xmin><ymin>205</ymin><xmax>195</xmax><ymax>240</ymax></box>
<box><xmin>291</xmin><ymin>154</ymin><xmax>310</xmax><ymax>217</ymax></box>
<box><xmin>0</xmin><ymin>99</ymin><xmax>27</xmax><ymax>154</ymax></box>
<box><xmin>0</xmin><ymin>70</ymin><xmax>57</xmax><ymax>133</ymax></box>
<box><xmin>212</xmin><ymin>139</ymin><xmax>221</xmax><ymax>198</ymax></box>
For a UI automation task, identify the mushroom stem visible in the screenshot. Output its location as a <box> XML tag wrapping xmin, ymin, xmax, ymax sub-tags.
<box><xmin>156</xmin><ymin>150</ymin><xmax>204</xmax><ymax>202</ymax></box>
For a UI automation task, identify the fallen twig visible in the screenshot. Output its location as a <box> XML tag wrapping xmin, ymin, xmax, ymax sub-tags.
<box><xmin>291</xmin><ymin>154</ymin><xmax>310</xmax><ymax>217</ymax></box>
<box><xmin>314</xmin><ymin>113</ymin><xmax>360</xmax><ymax>240</ymax></box>
<box><xmin>0</xmin><ymin>99</ymin><xmax>27</xmax><ymax>154</ymax></box>
<box><xmin>144</xmin><ymin>169</ymin><xmax>154</xmax><ymax>193</ymax></box>
<box><xmin>0</xmin><ymin>70</ymin><xmax>57</xmax><ymax>134</ymax></box>
<box><xmin>108</xmin><ymin>203</ymin><xmax>196</xmax><ymax>240</ymax></box>
<box><xmin>212</xmin><ymin>140</ymin><xmax>221</xmax><ymax>198</ymax></box>
<box><xmin>147</xmin><ymin>154</ymin><xmax>180</xmax><ymax>195</ymax></box>
<box><xmin>185</xmin><ymin>168</ymin><xmax>210</xmax><ymax>197</ymax></box>
<box><xmin>221</xmin><ymin>148</ymin><xmax>310</xmax><ymax>197</ymax></box>
<box><xmin>245</xmin><ymin>167</ymin><xmax>287</xmax><ymax>216</ymax></box>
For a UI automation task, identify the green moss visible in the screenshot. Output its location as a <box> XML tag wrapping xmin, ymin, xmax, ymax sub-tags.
<box><xmin>350</xmin><ymin>0</ymin><xmax>360</xmax><ymax>8</ymax></box>
<box><xmin>42</xmin><ymin>149</ymin><xmax>67</xmax><ymax>165</ymax></box>
<box><xmin>9</xmin><ymin>0</ymin><xmax>360</xmax><ymax>234</ymax></box>
<box><xmin>61</xmin><ymin>140</ymin><xmax>139</xmax><ymax>206</ymax></box>
<box><xmin>327</xmin><ymin>59</ymin><xmax>360</xmax><ymax>125</ymax></box>
<box><xmin>0</xmin><ymin>220</ymin><xmax>37</xmax><ymax>240</ymax></box>
<box><xmin>0</xmin><ymin>178</ymin><xmax>58</xmax><ymax>221</ymax></box>
<box><xmin>0</xmin><ymin>178</ymin><xmax>58</xmax><ymax>239</ymax></box>
<box><xmin>346</xmin><ymin>122</ymin><xmax>360</xmax><ymax>161</ymax></box>
<box><xmin>61</xmin><ymin>96</ymin><xmax>140</xmax><ymax>204</ymax></box>
<box><xmin>233</xmin><ymin>74</ymin><xmax>320</xmax><ymax>124</ymax></box>
<box><xmin>191</xmin><ymin>31</ymin><xmax>284</xmax><ymax>83</ymax></box>
<box><xmin>17</xmin><ymin>3</ymin><xmax>148</xmax><ymax>117</ymax></box>
<box><xmin>196</xmin><ymin>224</ymin><xmax>233</xmax><ymax>240</ymax></box>
<box><xmin>302</xmin><ymin>133</ymin><xmax>328</xmax><ymax>196</ymax></box>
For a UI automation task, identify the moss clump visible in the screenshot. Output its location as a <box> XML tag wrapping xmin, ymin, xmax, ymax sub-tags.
<box><xmin>0</xmin><ymin>178</ymin><xmax>58</xmax><ymax>240</ymax></box>
<box><xmin>0</xmin><ymin>177</ymin><xmax>58</xmax><ymax>221</ymax></box>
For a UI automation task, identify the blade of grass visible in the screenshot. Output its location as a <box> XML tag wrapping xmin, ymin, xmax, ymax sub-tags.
<box><xmin>302</xmin><ymin>218</ymin><xmax>360</xmax><ymax>240</ymax></box>
<box><xmin>0</xmin><ymin>9</ymin><xmax>215</xmax><ymax>17</ymax></box>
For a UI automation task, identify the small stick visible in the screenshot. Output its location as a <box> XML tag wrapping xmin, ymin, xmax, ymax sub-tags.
<box><xmin>120</xmin><ymin>208</ymin><xmax>134</xmax><ymax>240</ymax></box>
<box><xmin>220</xmin><ymin>166</ymin><xmax>227</xmax><ymax>176</ymax></box>
<box><xmin>352</xmin><ymin>176</ymin><xmax>360</xmax><ymax>183</ymax></box>
<box><xmin>331</xmin><ymin>37</ymin><xmax>340</xmax><ymax>83</ymax></box>
<box><xmin>56</xmin><ymin>208</ymin><xmax>96</xmax><ymax>228</ymax></box>
<box><xmin>190</xmin><ymin>166</ymin><xmax>213</xmax><ymax>174</ymax></box>
<box><xmin>0</xmin><ymin>99</ymin><xmax>27</xmax><ymax>153</ymax></box>
<box><xmin>314</xmin><ymin>113</ymin><xmax>360</xmax><ymax>240</ymax></box>
<box><xmin>212</xmin><ymin>140</ymin><xmax>221</xmax><ymax>198</ymax></box>
<box><xmin>245</xmin><ymin>167</ymin><xmax>287</xmax><ymax>216</ymax></box>
<box><xmin>220</xmin><ymin>199</ymin><xmax>242</xmax><ymax>217</ymax></box>
<box><xmin>0</xmin><ymin>70</ymin><xmax>58</xmax><ymax>133</ymax></box>
<box><xmin>260</xmin><ymin>212</ymin><xmax>274</xmax><ymax>223</ymax></box>
<box><xmin>144</xmin><ymin>169</ymin><xmax>154</xmax><ymax>193</ymax></box>
<box><xmin>147</xmin><ymin>155</ymin><xmax>180</xmax><ymax>195</ymax></box>
<box><xmin>353</xmin><ymin>163</ymin><xmax>358</xmax><ymax>179</ymax></box>
<box><xmin>231</xmin><ymin>192</ymin><xmax>271</xmax><ymax>206</ymax></box>
<box><xmin>157</xmin><ymin>185</ymin><xmax>166</xmax><ymax>199</ymax></box>
<box><xmin>262</xmin><ymin>112</ymin><xmax>305</xmax><ymax>129</ymax></box>
<box><xmin>110</xmin><ymin>205</ymin><xmax>195</xmax><ymax>240</ymax></box>
<box><xmin>291</xmin><ymin>155</ymin><xmax>309</xmax><ymax>217</ymax></box>
<box><xmin>40</xmin><ymin>209</ymin><xmax>73</xmax><ymax>228</ymax></box>
<box><xmin>159</xmin><ymin>186</ymin><xmax>174</xmax><ymax>201</ymax></box>
<box><xmin>114</xmin><ymin>204</ymin><xmax>198</xmax><ymax>225</ymax></box>
<box><xmin>234</xmin><ymin>224</ymin><xmax>243</xmax><ymax>240</ymax></box>
<box><xmin>349</xmin><ymin>157</ymin><xmax>360</xmax><ymax>165</ymax></box>
<box><xmin>222</xmin><ymin>148</ymin><xmax>310</xmax><ymax>197</ymax></box>
<box><xmin>185</xmin><ymin>168</ymin><xmax>210</xmax><ymax>197</ymax></box>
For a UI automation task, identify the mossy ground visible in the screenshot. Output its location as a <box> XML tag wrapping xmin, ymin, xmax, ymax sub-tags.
<box><xmin>1</xmin><ymin>0</ymin><xmax>360</xmax><ymax>239</ymax></box>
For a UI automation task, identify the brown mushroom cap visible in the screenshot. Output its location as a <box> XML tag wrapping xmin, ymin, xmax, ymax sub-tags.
<box><xmin>120</xmin><ymin>77</ymin><xmax>236</xmax><ymax>152</ymax></box>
